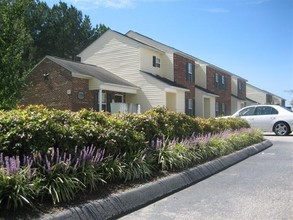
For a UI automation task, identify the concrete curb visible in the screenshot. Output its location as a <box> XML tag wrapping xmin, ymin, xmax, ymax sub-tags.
<box><xmin>40</xmin><ymin>140</ymin><xmax>272</xmax><ymax>220</ymax></box>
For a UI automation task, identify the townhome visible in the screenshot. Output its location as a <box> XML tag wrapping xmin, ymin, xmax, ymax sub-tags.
<box><xmin>246</xmin><ymin>83</ymin><xmax>286</xmax><ymax>106</ymax></box>
<box><xmin>78</xmin><ymin>29</ymin><xmax>188</xmax><ymax>113</ymax></box>
<box><xmin>24</xmin><ymin>29</ymin><xmax>285</xmax><ymax>116</ymax></box>
<box><xmin>126</xmin><ymin>30</ymin><xmax>247</xmax><ymax>117</ymax></box>
<box><xmin>20</xmin><ymin>56</ymin><xmax>140</xmax><ymax>112</ymax></box>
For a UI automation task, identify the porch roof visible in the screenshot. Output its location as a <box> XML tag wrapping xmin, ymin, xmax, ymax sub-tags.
<box><xmin>195</xmin><ymin>85</ymin><xmax>218</xmax><ymax>97</ymax></box>
<box><xmin>46</xmin><ymin>56</ymin><xmax>138</xmax><ymax>89</ymax></box>
<box><xmin>140</xmin><ymin>70</ymin><xmax>188</xmax><ymax>91</ymax></box>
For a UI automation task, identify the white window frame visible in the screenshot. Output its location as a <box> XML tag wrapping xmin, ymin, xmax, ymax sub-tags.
<box><xmin>155</xmin><ymin>57</ymin><xmax>160</xmax><ymax>68</ymax></box>
<box><xmin>221</xmin><ymin>75</ymin><xmax>225</xmax><ymax>85</ymax></box>
<box><xmin>215</xmin><ymin>73</ymin><xmax>219</xmax><ymax>83</ymax></box>
<box><xmin>222</xmin><ymin>103</ymin><xmax>225</xmax><ymax>114</ymax></box>
<box><xmin>188</xmin><ymin>63</ymin><xmax>193</xmax><ymax>74</ymax></box>
<box><xmin>188</xmin><ymin>99</ymin><xmax>193</xmax><ymax>110</ymax></box>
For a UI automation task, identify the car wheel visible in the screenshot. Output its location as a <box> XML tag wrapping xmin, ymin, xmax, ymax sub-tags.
<box><xmin>273</xmin><ymin>122</ymin><xmax>290</xmax><ymax>136</ymax></box>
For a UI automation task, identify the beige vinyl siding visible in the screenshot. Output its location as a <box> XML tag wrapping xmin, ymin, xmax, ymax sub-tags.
<box><xmin>195</xmin><ymin>87</ymin><xmax>216</xmax><ymax>118</ymax></box>
<box><xmin>196</xmin><ymin>64</ymin><xmax>207</xmax><ymax>88</ymax></box>
<box><xmin>246</xmin><ymin>84</ymin><xmax>266</xmax><ymax>104</ymax></box>
<box><xmin>79</xmin><ymin>30</ymin><xmax>168</xmax><ymax>113</ymax></box>
<box><xmin>140</xmin><ymin>48</ymin><xmax>174</xmax><ymax>81</ymax></box>
<box><xmin>231</xmin><ymin>76</ymin><xmax>238</xmax><ymax>96</ymax></box>
<box><xmin>231</xmin><ymin>96</ymin><xmax>245</xmax><ymax>114</ymax></box>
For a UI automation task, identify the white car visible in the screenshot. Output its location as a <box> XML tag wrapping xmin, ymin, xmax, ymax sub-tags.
<box><xmin>226</xmin><ymin>105</ymin><xmax>293</xmax><ymax>136</ymax></box>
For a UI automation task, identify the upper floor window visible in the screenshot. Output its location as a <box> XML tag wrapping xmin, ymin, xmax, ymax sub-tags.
<box><xmin>153</xmin><ymin>56</ymin><xmax>160</xmax><ymax>68</ymax></box>
<box><xmin>238</xmin><ymin>81</ymin><xmax>242</xmax><ymax>91</ymax></box>
<box><xmin>214</xmin><ymin>73</ymin><xmax>226</xmax><ymax>90</ymax></box>
<box><xmin>186</xmin><ymin>62</ymin><xmax>195</xmax><ymax>83</ymax></box>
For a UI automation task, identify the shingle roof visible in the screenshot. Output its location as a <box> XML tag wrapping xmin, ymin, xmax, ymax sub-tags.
<box><xmin>46</xmin><ymin>56</ymin><xmax>137</xmax><ymax>88</ymax></box>
<box><xmin>194</xmin><ymin>85</ymin><xmax>218</xmax><ymax>96</ymax></box>
<box><xmin>140</xmin><ymin>70</ymin><xmax>188</xmax><ymax>90</ymax></box>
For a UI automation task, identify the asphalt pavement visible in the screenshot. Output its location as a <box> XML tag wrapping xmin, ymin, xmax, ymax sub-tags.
<box><xmin>40</xmin><ymin>138</ymin><xmax>274</xmax><ymax>220</ymax></box>
<box><xmin>120</xmin><ymin>134</ymin><xmax>293</xmax><ymax>220</ymax></box>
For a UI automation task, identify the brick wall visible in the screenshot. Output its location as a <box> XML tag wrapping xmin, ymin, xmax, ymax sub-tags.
<box><xmin>21</xmin><ymin>58</ymin><xmax>92</xmax><ymax>111</ymax></box>
<box><xmin>206</xmin><ymin>66</ymin><xmax>232</xmax><ymax>115</ymax></box>
<box><xmin>174</xmin><ymin>53</ymin><xmax>196</xmax><ymax>115</ymax></box>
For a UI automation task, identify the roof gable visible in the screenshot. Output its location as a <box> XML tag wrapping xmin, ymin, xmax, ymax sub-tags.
<box><xmin>45</xmin><ymin>56</ymin><xmax>137</xmax><ymax>88</ymax></box>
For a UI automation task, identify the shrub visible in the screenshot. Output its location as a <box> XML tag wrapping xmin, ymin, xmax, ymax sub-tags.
<box><xmin>121</xmin><ymin>149</ymin><xmax>154</xmax><ymax>182</ymax></box>
<box><xmin>0</xmin><ymin>154</ymin><xmax>40</xmax><ymax>210</ymax></box>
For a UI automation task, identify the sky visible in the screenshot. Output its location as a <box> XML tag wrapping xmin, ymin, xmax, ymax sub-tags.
<box><xmin>46</xmin><ymin>0</ymin><xmax>293</xmax><ymax>106</ymax></box>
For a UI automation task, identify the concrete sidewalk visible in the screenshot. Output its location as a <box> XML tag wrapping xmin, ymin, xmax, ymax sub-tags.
<box><xmin>40</xmin><ymin>140</ymin><xmax>272</xmax><ymax>220</ymax></box>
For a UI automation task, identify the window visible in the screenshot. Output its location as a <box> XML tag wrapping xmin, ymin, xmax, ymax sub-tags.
<box><xmin>214</xmin><ymin>73</ymin><xmax>226</xmax><ymax>90</ymax></box>
<box><xmin>188</xmin><ymin>99</ymin><xmax>193</xmax><ymax>110</ymax></box>
<box><xmin>186</xmin><ymin>98</ymin><xmax>194</xmax><ymax>116</ymax></box>
<box><xmin>114</xmin><ymin>94</ymin><xmax>124</xmax><ymax>103</ymax></box>
<box><xmin>222</xmin><ymin>103</ymin><xmax>225</xmax><ymax>114</ymax></box>
<box><xmin>215</xmin><ymin>102</ymin><xmax>226</xmax><ymax>116</ymax></box>
<box><xmin>221</xmin><ymin>75</ymin><xmax>225</xmax><ymax>84</ymax></box>
<box><xmin>186</xmin><ymin>62</ymin><xmax>195</xmax><ymax>83</ymax></box>
<box><xmin>238</xmin><ymin>81</ymin><xmax>242</xmax><ymax>90</ymax></box>
<box><xmin>239</xmin><ymin>107</ymin><xmax>255</xmax><ymax>116</ymax></box>
<box><xmin>188</xmin><ymin>63</ymin><xmax>193</xmax><ymax>74</ymax></box>
<box><xmin>215</xmin><ymin>73</ymin><xmax>219</xmax><ymax>83</ymax></box>
<box><xmin>153</xmin><ymin>56</ymin><xmax>160</xmax><ymax>68</ymax></box>
<box><xmin>255</xmin><ymin>106</ymin><xmax>278</xmax><ymax>115</ymax></box>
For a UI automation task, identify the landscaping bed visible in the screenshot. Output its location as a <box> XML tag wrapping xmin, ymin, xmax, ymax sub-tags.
<box><xmin>0</xmin><ymin>106</ymin><xmax>264</xmax><ymax>218</ymax></box>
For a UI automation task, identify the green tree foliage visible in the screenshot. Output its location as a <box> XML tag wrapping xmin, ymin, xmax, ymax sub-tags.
<box><xmin>26</xmin><ymin>1</ymin><xmax>108</xmax><ymax>62</ymax></box>
<box><xmin>25</xmin><ymin>1</ymin><xmax>108</xmax><ymax>61</ymax></box>
<box><xmin>0</xmin><ymin>0</ymin><xmax>33</xmax><ymax>109</ymax></box>
<box><xmin>0</xmin><ymin>0</ymin><xmax>108</xmax><ymax>109</ymax></box>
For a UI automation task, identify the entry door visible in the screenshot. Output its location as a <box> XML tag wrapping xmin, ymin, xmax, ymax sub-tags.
<box><xmin>204</xmin><ymin>98</ymin><xmax>211</xmax><ymax>118</ymax></box>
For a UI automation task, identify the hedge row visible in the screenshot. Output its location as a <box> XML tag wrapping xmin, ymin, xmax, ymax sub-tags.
<box><xmin>0</xmin><ymin>105</ymin><xmax>250</xmax><ymax>156</ymax></box>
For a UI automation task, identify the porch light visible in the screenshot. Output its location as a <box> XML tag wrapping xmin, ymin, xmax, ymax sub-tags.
<box><xmin>43</xmin><ymin>72</ymin><xmax>50</xmax><ymax>80</ymax></box>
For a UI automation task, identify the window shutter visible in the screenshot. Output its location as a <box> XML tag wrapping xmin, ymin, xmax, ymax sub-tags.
<box><xmin>153</xmin><ymin>56</ymin><xmax>156</xmax><ymax>67</ymax></box>
<box><xmin>214</xmin><ymin>73</ymin><xmax>217</xmax><ymax>87</ymax></box>
<box><xmin>185</xmin><ymin>99</ymin><xmax>188</xmax><ymax>114</ymax></box>
<box><xmin>186</xmin><ymin>63</ymin><xmax>189</xmax><ymax>81</ymax></box>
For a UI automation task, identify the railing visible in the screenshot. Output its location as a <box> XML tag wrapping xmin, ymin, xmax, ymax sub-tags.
<box><xmin>110</xmin><ymin>103</ymin><xmax>140</xmax><ymax>114</ymax></box>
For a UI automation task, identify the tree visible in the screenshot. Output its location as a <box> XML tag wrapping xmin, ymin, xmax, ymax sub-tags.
<box><xmin>0</xmin><ymin>0</ymin><xmax>108</xmax><ymax>109</ymax></box>
<box><xmin>25</xmin><ymin>1</ymin><xmax>108</xmax><ymax>62</ymax></box>
<box><xmin>0</xmin><ymin>0</ymin><xmax>33</xmax><ymax>109</ymax></box>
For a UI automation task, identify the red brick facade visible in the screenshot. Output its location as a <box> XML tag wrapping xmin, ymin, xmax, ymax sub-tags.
<box><xmin>21</xmin><ymin>58</ymin><xmax>94</xmax><ymax>111</ymax></box>
<box><xmin>206</xmin><ymin>66</ymin><xmax>232</xmax><ymax>115</ymax></box>
<box><xmin>173</xmin><ymin>53</ymin><xmax>195</xmax><ymax>115</ymax></box>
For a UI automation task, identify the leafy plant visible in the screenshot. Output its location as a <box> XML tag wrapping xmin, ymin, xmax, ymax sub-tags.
<box><xmin>121</xmin><ymin>149</ymin><xmax>154</xmax><ymax>182</ymax></box>
<box><xmin>0</xmin><ymin>154</ymin><xmax>40</xmax><ymax>210</ymax></box>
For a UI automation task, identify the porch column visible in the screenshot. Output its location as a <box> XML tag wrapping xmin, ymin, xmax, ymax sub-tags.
<box><xmin>98</xmin><ymin>89</ymin><xmax>103</xmax><ymax>112</ymax></box>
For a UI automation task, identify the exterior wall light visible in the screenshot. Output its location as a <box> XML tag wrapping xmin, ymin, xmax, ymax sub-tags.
<box><xmin>43</xmin><ymin>72</ymin><xmax>50</xmax><ymax>80</ymax></box>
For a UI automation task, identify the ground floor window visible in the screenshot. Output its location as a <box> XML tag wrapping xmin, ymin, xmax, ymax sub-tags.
<box><xmin>215</xmin><ymin>102</ymin><xmax>226</xmax><ymax>116</ymax></box>
<box><xmin>185</xmin><ymin>98</ymin><xmax>195</xmax><ymax>116</ymax></box>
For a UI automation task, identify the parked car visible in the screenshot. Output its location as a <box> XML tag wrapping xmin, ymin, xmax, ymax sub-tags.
<box><xmin>223</xmin><ymin>105</ymin><xmax>293</xmax><ymax>136</ymax></box>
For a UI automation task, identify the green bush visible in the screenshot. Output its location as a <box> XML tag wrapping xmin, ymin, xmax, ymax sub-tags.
<box><xmin>0</xmin><ymin>105</ymin><xmax>263</xmax><ymax>211</ymax></box>
<box><xmin>0</xmin><ymin>106</ymin><xmax>146</xmax><ymax>156</ymax></box>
